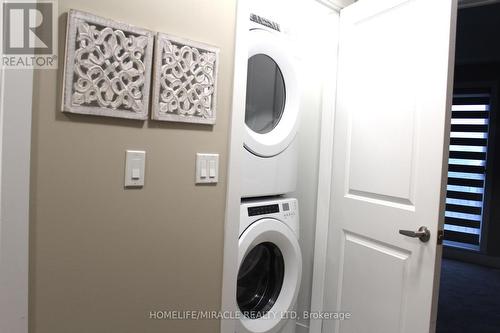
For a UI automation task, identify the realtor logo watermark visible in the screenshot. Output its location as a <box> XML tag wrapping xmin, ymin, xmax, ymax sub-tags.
<box><xmin>1</xmin><ymin>0</ymin><xmax>58</xmax><ymax>68</ymax></box>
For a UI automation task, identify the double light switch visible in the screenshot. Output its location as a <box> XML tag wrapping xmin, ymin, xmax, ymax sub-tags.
<box><xmin>196</xmin><ymin>153</ymin><xmax>219</xmax><ymax>184</ymax></box>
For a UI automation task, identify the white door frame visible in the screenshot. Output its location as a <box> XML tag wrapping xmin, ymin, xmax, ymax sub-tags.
<box><xmin>308</xmin><ymin>10</ymin><xmax>340</xmax><ymax>333</ymax></box>
<box><xmin>220</xmin><ymin>0</ymin><xmax>249</xmax><ymax>331</ymax></box>
<box><xmin>0</xmin><ymin>5</ymin><xmax>34</xmax><ymax>329</ymax></box>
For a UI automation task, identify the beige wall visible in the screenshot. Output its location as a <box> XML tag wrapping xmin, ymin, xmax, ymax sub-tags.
<box><xmin>29</xmin><ymin>1</ymin><xmax>236</xmax><ymax>332</ymax></box>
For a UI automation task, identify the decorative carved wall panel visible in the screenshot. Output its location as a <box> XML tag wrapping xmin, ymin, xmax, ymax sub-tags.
<box><xmin>151</xmin><ymin>33</ymin><xmax>219</xmax><ymax>124</ymax></box>
<box><xmin>62</xmin><ymin>10</ymin><xmax>154</xmax><ymax>120</ymax></box>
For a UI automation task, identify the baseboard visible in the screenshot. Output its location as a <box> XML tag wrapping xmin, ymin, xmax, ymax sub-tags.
<box><xmin>296</xmin><ymin>321</ymin><xmax>309</xmax><ymax>333</ymax></box>
<box><xmin>443</xmin><ymin>246</ymin><xmax>500</xmax><ymax>269</ymax></box>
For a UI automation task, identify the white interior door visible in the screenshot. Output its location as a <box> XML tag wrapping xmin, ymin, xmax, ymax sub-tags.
<box><xmin>322</xmin><ymin>0</ymin><xmax>457</xmax><ymax>332</ymax></box>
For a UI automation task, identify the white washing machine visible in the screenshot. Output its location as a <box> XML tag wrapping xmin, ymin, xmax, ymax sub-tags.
<box><xmin>237</xmin><ymin>198</ymin><xmax>302</xmax><ymax>333</ymax></box>
<box><xmin>242</xmin><ymin>13</ymin><xmax>300</xmax><ymax>198</ymax></box>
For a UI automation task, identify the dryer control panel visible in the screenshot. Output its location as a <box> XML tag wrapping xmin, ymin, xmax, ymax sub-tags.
<box><xmin>250</xmin><ymin>13</ymin><xmax>281</xmax><ymax>32</ymax></box>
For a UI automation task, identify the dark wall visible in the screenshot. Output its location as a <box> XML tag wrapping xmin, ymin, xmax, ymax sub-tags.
<box><xmin>455</xmin><ymin>3</ymin><xmax>500</xmax><ymax>65</ymax></box>
<box><xmin>455</xmin><ymin>5</ymin><xmax>500</xmax><ymax>256</ymax></box>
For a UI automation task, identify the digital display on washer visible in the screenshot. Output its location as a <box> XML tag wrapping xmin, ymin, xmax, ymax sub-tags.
<box><xmin>248</xmin><ymin>204</ymin><xmax>280</xmax><ymax>217</ymax></box>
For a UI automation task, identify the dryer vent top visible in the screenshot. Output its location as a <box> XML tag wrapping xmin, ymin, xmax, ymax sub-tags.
<box><xmin>250</xmin><ymin>13</ymin><xmax>281</xmax><ymax>32</ymax></box>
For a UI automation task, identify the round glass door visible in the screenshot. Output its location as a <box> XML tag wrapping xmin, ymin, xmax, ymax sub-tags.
<box><xmin>245</xmin><ymin>54</ymin><xmax>286</xmax><ymax>135</ymax></box>
<box><xmin>237</xmin><ymin>242</ymin><xmax>285</xmax><ymax>319</ymax></box>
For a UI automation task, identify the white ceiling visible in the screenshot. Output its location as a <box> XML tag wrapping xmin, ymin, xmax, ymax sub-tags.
<box><xmin>315</xmin><ymin>0</ymin><xmax>356</xmax><ymax>11</ymax></box>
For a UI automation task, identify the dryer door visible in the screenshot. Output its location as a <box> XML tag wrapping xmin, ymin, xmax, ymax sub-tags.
<box><xmin>237</xmin><ymin>218</ymin><xmax>302</xmax><ymax>333</ymax></box>
<box><xmin>244</xmin><ymin>29</ymin><xmax>300</xmax><ymax>157</ymax></box>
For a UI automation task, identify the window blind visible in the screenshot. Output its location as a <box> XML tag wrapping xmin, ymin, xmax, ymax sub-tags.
<box><xmin>444</xmin><ymin>89</ymin><xmax>491</xmax><ymax>250</ymax></box>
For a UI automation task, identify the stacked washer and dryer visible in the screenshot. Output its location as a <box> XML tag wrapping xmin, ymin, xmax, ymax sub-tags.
<box><xmin>236</xmin><ymin>10</ymin><xmax>302</xmax><ymax>333</ymax></box>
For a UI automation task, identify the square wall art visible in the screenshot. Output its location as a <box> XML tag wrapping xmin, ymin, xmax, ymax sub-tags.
<box><xmin>62</xmin><ymin>10</ymin><xmax>154</xmax><ymax>120</ymax></box>
<box><xmin>151</xmin><ymin>33</ymin><xmax>219</xmax><ymax>125</ymax></box>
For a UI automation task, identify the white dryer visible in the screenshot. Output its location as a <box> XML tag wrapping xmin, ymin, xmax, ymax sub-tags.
<box><xmin>237</xmin><ymin>198</ymin><xmax>302</xmax><ymax>333</ymax></box>
<box><xmin>242</xmin><ymin>14</ymin><xmax>300</xmax><ymax>198</ymax></box>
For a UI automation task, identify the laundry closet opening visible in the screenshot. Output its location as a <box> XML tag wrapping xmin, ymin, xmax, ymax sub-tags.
<box><xmin>222</xmin><ymin>2</ymin><xmax>337</xmax><ymax>333</ymax></box>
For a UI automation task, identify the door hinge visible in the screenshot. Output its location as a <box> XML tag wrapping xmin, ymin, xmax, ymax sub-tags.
<box><xmin>437</xmin><ymin>230</ymin><xmax>444</xmax><ymax>245</ymax></box>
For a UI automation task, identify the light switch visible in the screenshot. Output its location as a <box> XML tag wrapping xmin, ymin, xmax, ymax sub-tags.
<box><xmin>209</xmin><ymin>160</ymin><xmax>216</xmax><ymax>178</ymax></box>
<box><xmin>196</xmin><ymin>153</ymin><xmax>219</xmax><ymax>184</ymax></box>
<box><xmin>125</xmin><ymin>150</ymin><xmax>146</xmax><ymax>187</ymax></box>
<box><xmin>200</xmin><ymin>160</ymin><xmax>208</xmax><ymax>178</ymax></box>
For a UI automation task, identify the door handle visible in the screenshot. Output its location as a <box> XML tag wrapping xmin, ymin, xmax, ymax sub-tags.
<box><xmin>399</xmin><ymin>226</ymin><xmax>431</xmax><ymax>243</ymax></box>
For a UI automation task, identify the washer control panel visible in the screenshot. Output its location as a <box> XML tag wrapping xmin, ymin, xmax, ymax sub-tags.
<box><xmin>241</xmin><ymin>198</ymin><xmax>299</xmax><ymax>236</ymax></box>
<box><xmin>281</xmin><ymin>201</ymin><xmax>297</xmax><ymax>218</ymax></box>
<box><xmin>245</xmin><ymin>199</ymin><xmax>297</xmax><ymax>218</ymax></box>
<box><xmin>248</xmin><ymin>204</ymin><xmax>279</xmax><ymax>216</ymax></box>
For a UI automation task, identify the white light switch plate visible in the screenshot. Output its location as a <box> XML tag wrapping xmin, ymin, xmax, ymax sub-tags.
<box><xmin>125</xmin><ymin>150</ymin><xmax>146</xmax><ymax>187</ymax></box>
<box><xmin>196</xmin><ymin>153</ymin><xmax>219</xmax><ymax>184</ymax></box>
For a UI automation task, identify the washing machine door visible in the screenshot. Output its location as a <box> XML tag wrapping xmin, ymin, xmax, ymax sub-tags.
<box><xmin>237</xmin><ymin>218</ymin><xmax>302</xmax><ymax>333</ymax></box>
<box><xmin>244</xmin><ymin>29</ymin><xmax>300</xmax><ymax>158</ymax></box>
